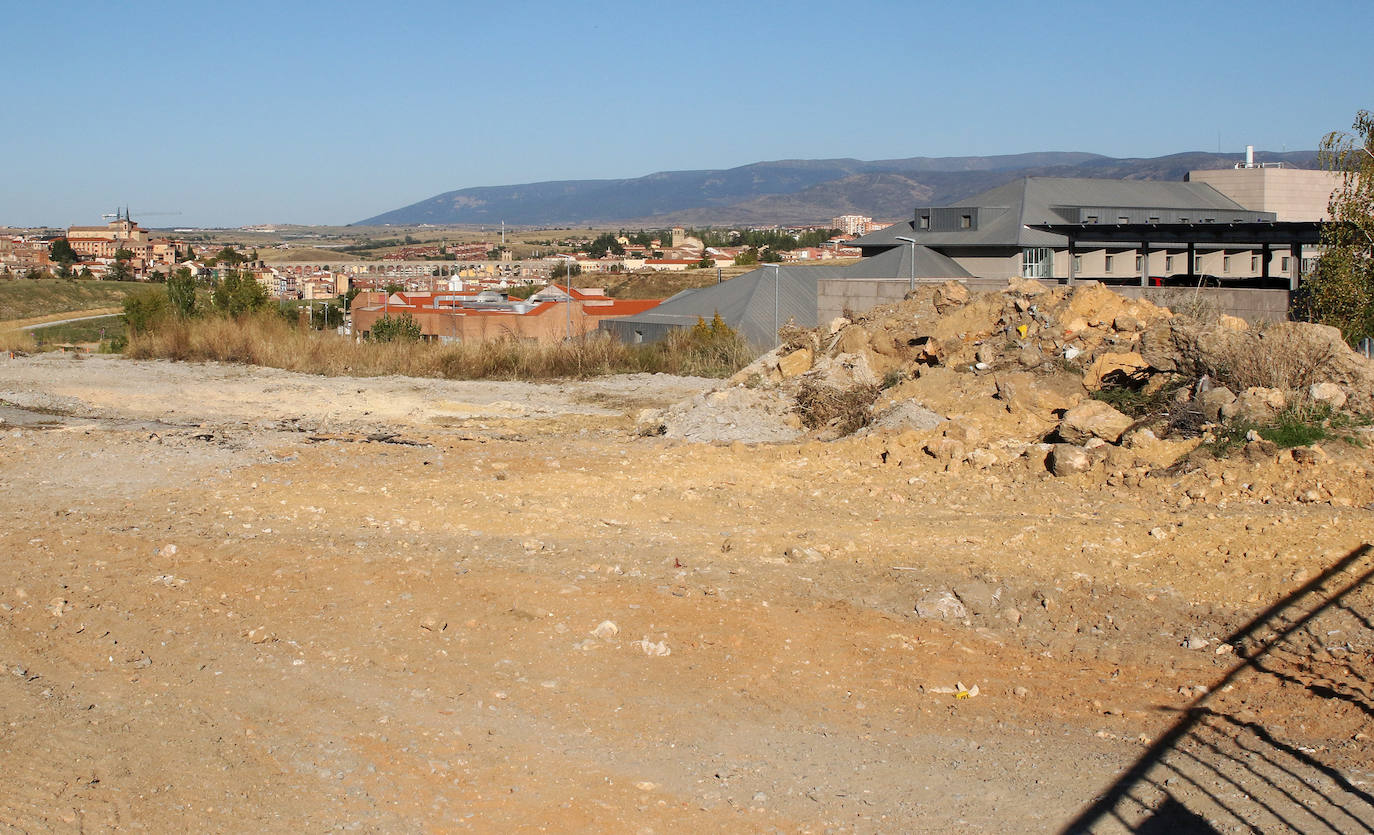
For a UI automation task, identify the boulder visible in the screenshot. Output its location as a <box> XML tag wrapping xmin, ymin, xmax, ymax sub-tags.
<box><xmin>1059</xmin><ymin>400</ymin><xmax>1134</xmax><ymax>444</ymax></box>
<box><xmin>1223</xmin><ymin>387</ymin><xmax>1286</xmax><ymax>422</ymax></box>
<box><xmin>915</xmin><ymin>591</ymin><xmax>969</xmax><ymax>621</ymax></box>
<box><xmin>1196</xmin><ymin>386</ymin><xmax>1236</xmax><ymax>422</ymax></box>
<box><xmin>1082</xmin><ymin>351</ymin><xmax>1150</xmax><ymax>390</ymax></box>
<box><xmin>777</xmin><ymin>347</ymin><xmax>814</xmax><ymax>379</ymax></box>
<box><xmin>1309</xmin><ymin>382</ymin><xmax>1348</xmax><ymax>410</ymax></box>
<box><xmin>1049</xmin><ymin>444</ymin><xmax>1093</xmax><ymax>476</ymax></box>
<box><xmin>932</xmin><ymin>281</ymin><xmax>969</xmax><ymax>313</ymax></box>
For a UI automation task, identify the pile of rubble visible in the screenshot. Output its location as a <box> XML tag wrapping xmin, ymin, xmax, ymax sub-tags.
<box><xmin>640</xmin><ymin>279</ymin><xmax>1374</xmax><ymax>478</ymax></box>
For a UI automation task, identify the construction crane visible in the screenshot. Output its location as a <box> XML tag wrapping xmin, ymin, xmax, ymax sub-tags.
<box><xmin>100</xmin><ymin>207</ymin><xmax>182</xmax><ymax>221</ymax></box>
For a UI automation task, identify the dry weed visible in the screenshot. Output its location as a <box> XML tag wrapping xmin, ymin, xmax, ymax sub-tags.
<box><xmin>794</xmin><ymin>380</ymin><xmax>880</xmax><ymax>435</ymax></box>
<box><xmin>0</xmin><ymin>329</ymin><xmax>36</xmax><ymax>353</ymax></box>
<box><xmin>126</xmin><ymin>313</ymin><xmax>754</xmax><ymax>380</ymax></box>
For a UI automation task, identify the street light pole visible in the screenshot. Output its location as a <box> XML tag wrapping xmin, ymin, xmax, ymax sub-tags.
<box><xmin>894</xmin><ymin>235</ymin><xmax>917</xmax><ymax>292</ymax></box>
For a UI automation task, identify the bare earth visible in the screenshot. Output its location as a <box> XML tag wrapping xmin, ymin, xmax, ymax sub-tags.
<box><xmin>2</xmin><ymin>353</ymin><xmax>1372</xmax><ymax>833</ymax></box>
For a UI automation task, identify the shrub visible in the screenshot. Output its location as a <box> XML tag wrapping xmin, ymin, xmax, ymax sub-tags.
<box><xmin>122</xmin><ymin>287</ymin><xmax>171</xmax><ymax>335</ymax></box>
<box><xmin>369</xmin><ymin>313</ymin><xmax>423</xmax><ymax>343</ymax></box>
<box><xmin>794</xmin><ymin>380</ymin><xmax>880</xmax><ymax>435</ymax></box>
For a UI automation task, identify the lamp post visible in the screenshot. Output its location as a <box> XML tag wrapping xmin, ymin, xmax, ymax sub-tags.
<box><xmin>893</xmin><ymin>235</ymin><xmax>917</xmax><ymax>292</ymax></box>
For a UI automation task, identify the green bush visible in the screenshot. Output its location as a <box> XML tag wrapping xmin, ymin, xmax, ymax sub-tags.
<box><xmin>122</xmin><ymin>287</ymin><xmax>171</xmax><ymax>335</ymax></box>
<box><xmin>370</xmin><ymin>312</ymin><xmax>423</xmax><ymax>343</ymax></box>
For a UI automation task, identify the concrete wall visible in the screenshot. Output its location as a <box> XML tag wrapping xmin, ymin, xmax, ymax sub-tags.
<box><xmin>1189</xmin><ymin>168</ymin><xmax>1341</xmax><ymax>221</ymax></box>
<box><xmin>818</xmin><ymin>278</ymin><xmax>1292</xmax><ymax>325</ymax></box>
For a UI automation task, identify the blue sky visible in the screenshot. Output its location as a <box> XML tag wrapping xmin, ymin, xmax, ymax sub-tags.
<box><xmin>2</xmin><ymin>0</ymin><xmax>1369</xmax><ymax>228</ymax></box>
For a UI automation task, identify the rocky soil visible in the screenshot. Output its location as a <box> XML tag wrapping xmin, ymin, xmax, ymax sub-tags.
<box><xmin>2</xmin><ymin>346</ymin><xmax>1373</xmax><ymax>832</ymax></box>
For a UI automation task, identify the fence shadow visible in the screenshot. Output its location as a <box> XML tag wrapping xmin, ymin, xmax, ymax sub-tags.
<box><xmin>1063</xmin><ymin>544</ymin><xmax>1374</xmax><ymax>833</ymax></box>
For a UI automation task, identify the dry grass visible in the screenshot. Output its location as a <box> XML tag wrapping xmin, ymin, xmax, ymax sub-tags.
<box><xmin>1205</xmin><ymin>325</ymin><xmax>1344</xmax><ymax>393</ymax></box>
<box><xmin>794</xmin><ymin>380</ymin><xmax>881</xmax><ymax>435</ymax></box>
<box><xmin>0</xmin><ymin>329</ymin><xmax>37</xmax><ymax>353</ymax></box>
<box><xmin>126</xmin><ymin>313</ymin><xmax>754</xmax><ymax>380</ymax></box>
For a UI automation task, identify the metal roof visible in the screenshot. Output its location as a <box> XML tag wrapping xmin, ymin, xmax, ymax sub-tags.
<box><xmin>850</xmin><ymin>177</ymin><xmax>1275</xmax><ymax>251</ymax></box>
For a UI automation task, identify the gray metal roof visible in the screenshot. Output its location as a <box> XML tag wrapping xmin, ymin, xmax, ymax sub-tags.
<box><xmin>851</xmin><ymin>177</ymin><xmax>1275</xmax><ymax>251</ymax></box>
<box><xmin>599</xmin><ymin>263</ymin><xmax>847</xmax><ymax>348</ymax></box>
<box><xmin>600</xmin><ymin>249</ymin><xmax>975</xmax><ymax>348</ymax></box>
<box><xmin>843</xmin><ymin>242</ymin><xmax>973</xmax><ymax>279</ymax></box>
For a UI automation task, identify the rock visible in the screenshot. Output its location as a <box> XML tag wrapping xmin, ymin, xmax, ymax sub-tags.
<box><xmin>158</xmin><ymin>543</ymin><xmax>178</xmax><ymax>558</ymax></box>
<box><xmin>591</xmin><ymin>620</ymin><xmax>619</xmax><ymax>639</ymax></box>
<box><xmin>1196</xmin><ymin>386</ymin><xmax>1236</xmax><ymax>421</ymax></box>
<box><xmin>827</xmin><ymin>317</ymin><xmax>849</xmax><ymax>335</ymax></box>
<box><xmin>777</xmin><ymin>347</ymin><xmax>814</xmax><ymax>379</ymax></box>
<box><xmin>1017</xmin><ymin>348</ymin><xmax>1043</xmax><ymax>368</ymax></box>
<box><xmin>1059</xmin><ymin>400</ymin><xmax>1134</xmax><ymax>444</ymax></box>
<box><xmin>784</xmin><ymin>546</ymin><xmax>823</xmax><ymax>564</ymax></box>
<box><xmin>967</xmin><ymin>448</ymin><xmax>998</xmax><ymax>469</ymax></box>
<box><xmin>1309</xmin><ymin>382</ymin><xmax>1348</xmax><ymax>410</ymax></box>
<box><xmin>634</xmin><ymin>408</ymin><xmax>667</xmax><ymax>436</ymax></box>
<box><xmin>1007</xmin><ymin>277</ymin><xmax>1047</xmax><ymax>295</ymax></box>
<box><xmin>1218</xmin><ymin>314</ymin><xmax>1249</xmax><ymax>332</ymax></box>
<box><xmin>1223</xmin><ymin>387</ymin><xmax>1286</xmax><ymax>422</ymax></box>
<box><xmin>1113</xmin><ymin>313</ymin><xmax>1142</xmax><ymax>332</ymax></box>
<box><xmin>1013</xmin><ymin>686</ymin><xmax>1029</xmax><ymax>699</ymax></box>
<box><xmin>632</xmin><ymin>637</ymin><xmax>671</xmax><ymax>656</ymax></box>
<box><xmin>1049</xmin><ymin>444</ymin><xmax>1093</xmax><ymax>476</ymax></box>
<box><xmin>869</xmin><ymin>402</ymin><xmax>946</xmax><ymax>433</ymax></box>
<box><xmin>1081</xmin><ymin>352</ymin><xmax>1150</xmax><ymax>390</ymax></box>
<box><xmin>933</xmin><ymin>281</ymin><xmax>969</xmax><ymax>312</ymax></box>
<box><xmin>953</xmin><ymin>581</ymin><xmax>1001</xmax><ymax>616</ymax></box>
<box><xmin>975</xmin><ymin>345</ymin><xmax>996</xmax><ymax>365</ymax></box>
<box><xmin>835</xmin><ymin>325</ymin><xmax>870</xmax><ymax>355</ymax></box>
<box><xmin>1182</xmin><ymin>636</ymin><xmax>1210</xmax><ymax>650</ymax></box>
<box><xmin>915</xmin><ymin>591</ymin><xmax>969</xmax><ymax>621</ymax></box>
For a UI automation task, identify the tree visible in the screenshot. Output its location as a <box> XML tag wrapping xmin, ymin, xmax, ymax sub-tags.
<box><xmin>369</xmin><ymin>312</ymin><xmax>422</xmax><ymax>342</ymax></box>
<box><xmin>550</xmin><ymin>261</ymin><xmax>581</xmax><ymax>279</ymax></box>
<box><xmin>1295</xmin><ymin>110</ymin><xmax>1374</xmax><ymax>343</ymax></box>
<box><xmin>108</xmin><ymin>260</ymin><xmax>134</xmax><ymax>282</ymax></box>
<box><xmin>55</xmin><ymin>263</ymin><xmax>75</xmax><ymax>280</ymax></box>
<box><xmin>586</xmin><ymin>232</ymin><xmax>625</xmax><ymax>258</ymax></box>
<box><xmin>734</xmin><ymin>248</ymin><xmax>759</xmax><ymax>266</ymax></box>
<box><xmin>114</xmin><ymin>248</ymin><xmax>135</xmax><ymax>262</ymax></box>
<box><xmin>211</xmin><ymin>269</ymin><xmax>269</xmax><ymax>316</ymax></box>
<box><xmin>50</xmin><ymin>239</ymin><xmax>79</xmax><ymax>265</ymax></box>
<box><xmin>123</xmin><ymin>286</ymin><xmax>170</xmax><ymax>334</ymax></box>
<box><xmin>167</xmin><ymin>267</ymin><xmax>197</xmax><ymax>318</ymax></box>
<box><xmin>339</xmin><ymin>287</ymin><xmax>361</xmax><ymax>311</ymax></box>
<box><xmin>78</xmin><ymin>267</ymin><xmax>93</xmax><ymax>280</ymax></box>
<box><xmin>383</xmin><ymin>282</ymin><xmax>404</xmax><ymax>294</ymax></box>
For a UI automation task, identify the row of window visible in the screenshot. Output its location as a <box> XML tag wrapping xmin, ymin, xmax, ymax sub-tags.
<box><xmin>1066</xmin><ymin>253</ymin><xmax>1301</xmax><ymax>275</ymax></box>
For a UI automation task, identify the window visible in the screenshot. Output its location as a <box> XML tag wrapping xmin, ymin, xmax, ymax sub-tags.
<box><xmin>1086</xmin><ymin>215</ymin><xmax>1099</xmax><ymax>224</ymax></box>
<box><xmin>1021</xmin><ymin>247</ymin><xmax>1053</xmax><ymax>279</ymax></box>
<box><xmin>1195</xmin><ymin>255</ymin><xmax>1204</xmax><ymax>273</ymax></box>
<box><xmin>1148</xmin><ymin>216</ymin><xmax>1160</xmax><ymax>223</ymax></box>
<box><xmin>1223</xmin><ymin>255</ymin><xmax>1232</xmax><ymax>273</ymax></box>
<box><xmin>1179</xmin><ymin>217</ymin><xmax>1189</xmax><ymax>223</ymax></box>
<box><xmin>1251</xmin><ymin>255</ymin><xmax>1260</xmax><ymax>272</ymax></box>
<box><xmin>1104</xmin><ymin>254</ymin><xmax>1114</xmax><ymax>273</ymax></box>
<box><xmin>1165</xmin><ymin>255</ymin><xmax>1175</xmax><ymax>271</ymax></box>
<box><xmin>918</xmin><ymin>215</ymin><xmax>930</xmax><ymax>230</ymax></box>
<box><xmin>1282</xmin><ymin>256</ymin><xmax>1291</xmax><ymax>272</ymax></box>
<box><xmin>1073</xmin><ymin>254</ymin><xmax>1082</xmax><ymax>273</ymax></box>
<box><xmin>1118</xmin><ymin>216</ymin><xmax>1130</xmax><ymax>224</ymax></box>
<box><xmin>1135</xmin><ymin>255</ymin><xmax>1143</xmax><ymax>271</ymax></box>
<box><xmin>959</xmin><ymin>215</ymin><xmax>972</xmax><ymax>229</ymax></box>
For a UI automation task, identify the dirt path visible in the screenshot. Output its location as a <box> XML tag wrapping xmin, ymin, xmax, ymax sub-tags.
<box><xmin>0</xmin><ymin>307</ymin><xmax>122</xmax><ymax>332</ymax></box>
<box><xmin>1</xmin><ymin>354</ymin><xmax>1371</xmax><ymax>832</ymax></box>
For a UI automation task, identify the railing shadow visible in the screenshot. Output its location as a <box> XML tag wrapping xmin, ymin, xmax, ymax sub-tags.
<box><xmin>1063</xmin><ymin>544</ymin><xmax>1374</xmax><ymax>833</ymax></box>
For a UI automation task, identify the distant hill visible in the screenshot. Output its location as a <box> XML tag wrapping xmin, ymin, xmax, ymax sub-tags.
<box><xmin>356</xmin><ymin>150</ymin><xmax>1319</xmax><ymax>227</ymax></box>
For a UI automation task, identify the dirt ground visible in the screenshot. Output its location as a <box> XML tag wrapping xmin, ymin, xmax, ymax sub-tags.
<box><xmin>2</xmin><ymin>353</ymin><xmax>1372</xmax><ymax>833</ymax></box>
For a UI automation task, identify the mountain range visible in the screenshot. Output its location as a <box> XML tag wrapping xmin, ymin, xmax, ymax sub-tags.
<box><xmin>356</xmin><ymin>150</ymin><xmax>1319</xmax><ymax>228</ymax></box>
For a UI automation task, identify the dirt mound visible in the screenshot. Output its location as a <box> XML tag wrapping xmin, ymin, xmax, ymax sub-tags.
<box><xmin>642</xmin><ymin>280</ymin><xmax>1374</xmax><ymax>501</ymax></box>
